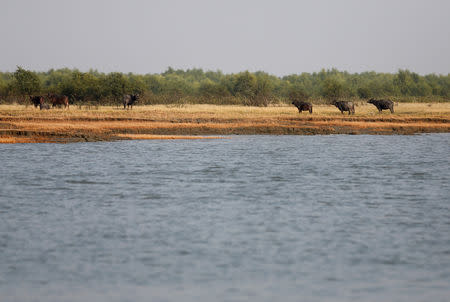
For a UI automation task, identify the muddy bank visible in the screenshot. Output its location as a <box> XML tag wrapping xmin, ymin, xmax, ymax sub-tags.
<box><xmin>1</xmin><ymin>119</ymin><xmax>448</xmax><ymax>143</ymax></box>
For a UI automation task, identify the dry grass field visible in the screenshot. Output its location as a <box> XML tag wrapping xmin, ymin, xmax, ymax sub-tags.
<box><xmin>0</xmin><ymin>103</ymin><xmax>449</xmax><ymax>143</ymax></box>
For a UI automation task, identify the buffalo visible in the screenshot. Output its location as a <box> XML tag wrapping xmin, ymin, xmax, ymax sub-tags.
<box><xmin>39</xmin><ymin>103</ymin><xmax>50</xmax><ymax>110</ymax></box>
<box><xmin>368</xmin><ymin>98</ymin><xmax>394</xmax><ymax>113</ymax></box>
<box><xmin>292</xmin><ymin>100</ymin><xmax>313</xmax><ymax>114</ymax></box>
<box><xmin>332</xmin><ymin>100</ymin><xmax>355</xmax><ymax>115</ymax></box>
<box><xmin>123</xmin><ymin>94</ymin><xmax>138</xmax><ymax>109</ymax></box>
<box><xmin>30</xmin><ymin>96</ymin><xmax>44</xmax><ymax>108</ymax></box>
<box><xmin>48</xmin><ymin>93</ymin><xmax>69</xmax><ymax>109</ymax></box>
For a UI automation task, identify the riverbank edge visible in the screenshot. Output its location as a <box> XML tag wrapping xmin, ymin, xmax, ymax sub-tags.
<box><xmin>1</xmin><ymin>124</ymin><xmax>449</xmax><ymax>143</ymax></box>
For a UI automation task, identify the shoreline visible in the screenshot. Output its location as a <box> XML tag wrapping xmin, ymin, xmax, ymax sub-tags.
<box><xmin>1</xmin><ymin>104</ymin><xmax>449</xmax><ymax>143</ymax></box>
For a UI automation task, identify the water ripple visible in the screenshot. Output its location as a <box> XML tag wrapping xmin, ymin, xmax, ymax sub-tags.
<box><xmin>0</xmin><ymin>134</ymin><xmax>449</xmax><ymax>302</ymax></box>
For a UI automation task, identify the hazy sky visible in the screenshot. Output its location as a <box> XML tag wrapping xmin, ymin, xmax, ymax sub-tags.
<box><xmin>1</xmin><ymin>0</ymin><xmax>449</xmax><ymax>75</ymax></box>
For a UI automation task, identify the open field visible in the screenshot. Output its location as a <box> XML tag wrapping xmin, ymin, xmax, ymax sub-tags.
<box><xmin>0</xmin><ymin>103</ymin><xmax>449</xmax><ymax>143</ymax></box>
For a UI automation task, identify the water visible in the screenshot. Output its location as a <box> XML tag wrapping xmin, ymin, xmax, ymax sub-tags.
<box><xmin>1</xmin><ymin>134</ymin><xmax>449</xmax><ymax>302</ymax></box>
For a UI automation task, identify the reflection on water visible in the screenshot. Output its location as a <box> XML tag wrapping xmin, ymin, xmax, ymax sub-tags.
<box><xmin>1</xmin><ymin>134</ymin><xmax>449</xmax><ymax>302</ymax></box>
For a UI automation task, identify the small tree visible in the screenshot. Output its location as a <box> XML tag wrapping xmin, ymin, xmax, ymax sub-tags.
<box><xmin>357</xmin><ymin>86</ymin><xmax>371</xmax><ymax>99</ymax></box>
<box><xmin>321</xmin><ymin>77</ymin><xmax>348</xmax><ymax>100</ymax></box>
<box><xmin>59</xmin><ymin>71</ymin><xmax>102</xmax><ymax>104</ymax></box>
<box><xmin>12</xmin><ymin>66</ymin><xmax>41</xmax><ymax>98</ymax></box>
<box><xmin>144</xmin><ymin>75</ymin><xmax>164</xmax><ymax>94</ymax></box>
<box><xmin>253</xmin><ymin>72</ymin><xmax>275</xmax><ymax>106</ymax></box>
<box><xmin>288</xmin><ymin>85</ymin><xmax>309</xmax><ymax>103</ymax></box>
<box><xmin>102</xmin><ymin>72</ymin><xmax>128</xmax><ymax>102</ymax></box>
<box><xmin>0</xmin><ymin>77</ymin><xmax>8</xmax><ymax>100</ymax></box>
<box><xmin>198</xmin><ymin>79</ymin><xmax>230</xmax><ymax>98</ymax></box>
<box><xmin>127</xmin><ymin>74</ymin><xmax>147</xmax><ymax>95</ymax></box>
<box><xmin>233</xmin><ymin>71</ymin><xmax>258</xmax><ymax>105</ymax></box>
<box><xmin>393</xmin><ymin>69</ymin><xmax>432</xmax><ymax>97</ymax></box>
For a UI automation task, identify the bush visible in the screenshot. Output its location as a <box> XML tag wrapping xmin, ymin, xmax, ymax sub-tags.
<box><xmin>0</xmin><ymin>68</ymin><xmax>447</xmax><ymax>105</ymax></box>
<box><xmin>357</xmin><ymin>86</ymin><xmax>371</xmax><ymax>99</ymax></box>
<box><xmin>321</xmin><ymin>77</ymin><xmax>349</xmax><ymax>100</ymax></box>
<box><xmin>288</xmin><ymin>85</ymin><xmax>309</xmax><ymax>102</ymax></box>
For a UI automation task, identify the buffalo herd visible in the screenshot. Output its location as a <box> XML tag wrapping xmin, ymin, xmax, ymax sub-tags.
<box><xmin>29</xmin><ymin>94</ymin><xmax>69</xmax><ymax>110</ymax></box>
<box><xmin>27</xmin><ymin>94</ymin><xmax>395</xmax><ymax>114</ymax></box>
<box><xmin>292</xmin><ymin>98</ymin><xmax>395</xmax><ymax>115</ymax></box>
<box><xmin>28</xmin><ymin>94</ymin><xmax>140</xmax><ymax>110</ymax></box>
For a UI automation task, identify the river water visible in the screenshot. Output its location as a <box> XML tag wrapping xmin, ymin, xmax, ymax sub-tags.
<box><xmin>1</xmin><ymin>134</ymin><xmax>449</xmax><ymax>302</ymax></box>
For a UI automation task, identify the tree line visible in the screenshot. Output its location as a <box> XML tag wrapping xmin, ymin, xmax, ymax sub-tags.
<box><xmin>0</xmin><ymin>67</ymin><xmax>448</xmax><ymax>106</ymax></box>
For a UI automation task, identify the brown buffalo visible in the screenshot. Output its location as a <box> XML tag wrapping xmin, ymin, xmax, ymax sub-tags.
<box><xmin>292</xmin><ymin>100</ymin><xmax>313</xmax><ymax>114</ymax></box>
<box><xmin>48</xmin><ymin>93</ymin><xmax>69</xmax><ymax>109</ymax></box>
<box><xmin>30</xmin><ymin>96</ymin><xmax>44</xmax><ymax>108</ymax></box>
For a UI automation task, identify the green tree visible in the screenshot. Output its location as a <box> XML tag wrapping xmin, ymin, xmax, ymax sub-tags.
<box><xmin>59</xmin><ymin>71</ymin><xmax>102</xmax><ymax>103</ymax></box>
<box><xmin>12</xmin><ymin>66</ymin><xmax>41</xmax><ymax>96</ymax></box>
<box><xmin>198</xmin><ymin>79</ymin><xmax>230</xmax><ymax>98</ymax></box>
<box><xmin>233</xmin><ymin>71</ymin><xmax>257</xmax><ymax>99</ymax></box>
<box><xmin>162</xmin><ymin>74</ymin><xmax>192</xmax><ymax>96</ymax></box>
<box><xmin>393</xmin><ymin>69</ymin><xmax>432</xmax><ymax>96</ymax></box>
<box><xmin>288</xmin><ymin>84</ymin><xmax>309</xmax><ymax>102</ymax></box>
<box><xmin>127</xmin><ymin>74</ymin><xmax>147</xmax><ymax>95</ymax></box>
<box><xmin>255</xmin><ymin>72</ymin><xmax>275</xmax><ymax>99</ymax></box>
<box><xmin>144</xmin><ymin>75</ymin><xmax>164</xmax><ymax>94</ymax></box>
<box><xmin>102</xmin><ymin>72</ymin><xmax>128</xmax><ymax>101</ymax></box>
<box><xmin>357</xmin><ymin>86</ymin><xmax>371</xmax><ymax>99</ymax></box>
<box><xmin>321</xmin><ymin>77</ymin><xmax>348</xmax><ymax>100</ymax></box>
<box><xmin>0</xmin><ymin>77</ymin><xmax>8</xmax><ymax>99</ymax></box>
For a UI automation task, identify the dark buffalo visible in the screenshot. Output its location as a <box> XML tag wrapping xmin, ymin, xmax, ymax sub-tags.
<box><xmin>48</xmin><ymin>93</ymin><xmax>69</xmax><ymax>109</ymax></box>
<box><xmin>292</xmin><ymin>100</ymin><xmax>313</xmax><ymax>114</ymax></box>
<box><xmin>123</xmin><ymin>94</ymin><xmax>138</xmax><ymax>109</ymax></box>
<box><xmin>30</xmin><ymin>96</ymin><xmax>44</xmax><ymax>108</ymax></box>
<box><xmin>39</xmin><ymin>103</ymin><xmax>50</xmax><ymax>110</ymax></box>
<box><xmin>332</xmin><ymin>100</ymin><xmax>355</xmax><ymax>115</ymax></box>
<box><xmin>368</xmin><ymin>98</ymin><xmax>394</xmax><ymax>113</ymax></box>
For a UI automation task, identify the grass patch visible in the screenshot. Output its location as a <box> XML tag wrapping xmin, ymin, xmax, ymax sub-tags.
<box><xmin>1</xmin><ymin>103</ymin><xmax>449</xmax><ymax>143</ymax></box>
